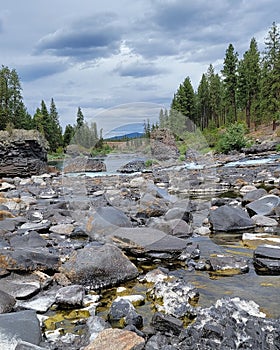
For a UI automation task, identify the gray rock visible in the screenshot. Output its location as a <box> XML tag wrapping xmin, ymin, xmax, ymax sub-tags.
<box><xmin>9</xmin><ymin>231</ymin><xmax>47</xmax><ymax>248</ymax></box>
<box><xmin>0</xmin><ymin>290</ymin><xmax>16</xmax><ymax>313</ymax></box>
<box><xmin>108</xmin><ymin>299</ymin><xmax>143</xmax><ymax>329</ymax></box>
<box><xmin>246</xmin><ymin>194</ymin><xmax>280</xmax><ymax>216</ymax></box>
<box><xmin>118</xmin><ymin>160</ymin><xmax>145</xmax><ymax>173</ymax></box>
<box><xmin>178</xmin><ymin>297</ymin><xmax>279</xmax><ymax>349</ymax></box>
<box><xmin>63</xmin><ymin>156</ymin><xmax>106</xmax><ymax>173</ymax></box>
<box><xmin>0</xmin><ymin>272</ymin><xmax>51</xmax><ymax>299</ymax></box>
<box><xmin>207</xmin><ymin>255</ymin><xmax>249</xmax><ymax>275</ymax></box>
<box><xmin>110</xmin><ymin>227</ymin><xmax>188</xmax><ymax>259</ymax></box>
<box><xmin>86</xmin><ymin>206</ymin><xmax>132</xmax><ymax>237</ymax></box>
<box><xmin>0</xmin><ymin>310</ymin><xmax>42</xmax><ymax>346</ymax></box>
<box><xmin>151</xmin><ymin>312</ymin><xmax>183</xmax><ymax>336</ymax></box>
<box><xmin>55</xmin><ymin>285</ymin><xmax>85</xmax><ymax>307</ymax></box>
<box><xmin>242</xmin><ymin>188</ymin><xmax>268</xmax><ymax>203</ymax></box>
<box><xmin>0</xmin><ymin>247</ymin><xmax>60</xmax><ymax>272</ymax></box>
<box><xmin>137</xmin><ymin>192</ymin><xmax>169</xmax><ymax>218</ymax></box>
<box><xmin>86</xmin><ymin>316</ymin><xmax>110</xmax><ymax>342</ymax></box>
<box><xmin>253</xmin><ymin>245</ymin><xmax>280</xmax><ymax>275</ymax></box>
<box><xmin>252</xmin><ymin>214</ymin><xmax>278</xmax><ymax>227</ymax></box>
<box><xmin>60</xmin><ymin>244</ymin><xmax>138</xmax><ymax>289</ymax></box>
<box><xmin>147</xmin><ymin>217</ymin><xmax>192</xmax><ymax>238</ymax></box>
<box><xmin>209</xmin><ymin>205</ymin><xmax>255</xmax><ymax>231</ymax></box>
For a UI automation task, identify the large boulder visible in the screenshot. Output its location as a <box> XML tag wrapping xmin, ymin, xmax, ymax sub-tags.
<box><xmin>209</xmin><ymin>205</ymin><xmax>255</xmax><ymax>232</ymax></box>
<box><xmin>246</xmin><ymin>194</ymin><xmax>280</xmax><ymax>216</ymax></box>
<box><xmin>60</xmin><ymin>244</ymin><xmax>139</xmax><ymax>289</ymax></box>
<box><xmin>0</xmin><ymin>130</ymin><xmax>48</xmax><ymax>177</ymax></box>
<box><xmin>150</xmin><ymin>128</ymin><xmax>179</xmax><ymax>161</ymax></box>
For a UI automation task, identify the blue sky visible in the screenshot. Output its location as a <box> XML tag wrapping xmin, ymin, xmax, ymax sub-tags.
<box><xmin>0</xmin><ymin>0</ymin><xmax>279</xmax><ymax>134</ymax></box>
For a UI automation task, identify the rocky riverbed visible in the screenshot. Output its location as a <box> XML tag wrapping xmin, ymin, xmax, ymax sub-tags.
<box><xmin>0</xmin><ymin>152</ymin><xmax>280</xmax><ymax>349</ymax></box>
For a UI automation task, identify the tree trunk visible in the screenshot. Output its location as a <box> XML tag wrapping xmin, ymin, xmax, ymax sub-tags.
<box><xmin>246</xmin><ymin>100</ymin><xmax>251</xmax><ymax>129</ymax></box>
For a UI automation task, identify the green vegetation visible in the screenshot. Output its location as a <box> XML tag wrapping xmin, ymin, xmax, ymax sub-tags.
<box><xmin>216</xmin><ymin>123</ymin><xmax>249</xmax><ymax>153</ymax></box>
<box><xmin>156</xmin><ymin>22</ymin><xmax>280</xmax><ymax>153</ymax></box>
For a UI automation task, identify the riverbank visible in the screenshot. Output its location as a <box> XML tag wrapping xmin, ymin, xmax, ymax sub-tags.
<box><xmin>0</xmin><ymin>151</ymin><xmax>280</xmax><ymax>349</ymax></box>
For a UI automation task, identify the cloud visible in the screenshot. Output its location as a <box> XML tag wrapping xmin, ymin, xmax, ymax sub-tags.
<box><xmin>34</xmin><ymin>13</ymin><xmax>123</xmax><ymax>61</ymax></box>
<box><xmin>17</xmin><ymin>61</ymin><xmax>69</xmax><ymax>82</ymax></box>
<box><xmin>115</xmin><ymin>60</ymin><xmax>167</xmax><ymax>78</ymax></box>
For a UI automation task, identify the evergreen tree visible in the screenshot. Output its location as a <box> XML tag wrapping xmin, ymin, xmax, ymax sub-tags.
<box><xmin>197</xmin><ymin>73</ymin><xmax>209</xmax><ymax>129</ymax></box>
<box><xmin>49</xmin><ymin>98</ymin><xmax>63</xmax><ymax>151</ymax></box>
<box><xmin>238</xmin><ymin>38</ymin><xmax>261</xmax><ymax>128</ymax></box>
<box><xmin>63</xmin><ymin>124</ymin><xmax>75</xmax><ymax>148</ymax></box>
<box><xmin>0</xmin><ymin>66</ymin><xmax>30</xmax><ymax>130</ymax></box>
<box><xmin>207</xmin><ymin>64</ymin><xmax>223</xmax><ymax>128</ymax></box>
<box><xmin>261</xmin><ymin>22</ymin><xmax>280</xmax><ymax>129</ymax></box>
<box><xmin>221</xmin><ymin>44</ymin><xmax>239</xmax><ymax>123</ymax></box>
<box><xmin>170</xmin><ymin>76</ymin><xmax>196</xmax><ymax>135</ymax></box>
<box><xmin>76</xmin><ymin>107</ymin><xmax>84</xmax><ymax>128</ymax></box>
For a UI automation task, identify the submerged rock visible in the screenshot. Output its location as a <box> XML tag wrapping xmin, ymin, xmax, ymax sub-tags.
<box><xmin>207</xmin><ymin>255</ymin><xmax>249</xmax><ymax>275</ymax></box>
<box><xmin>253</xmin><ymin>245</ymin><xmax>280</xmax><ymax>275</ymax></box>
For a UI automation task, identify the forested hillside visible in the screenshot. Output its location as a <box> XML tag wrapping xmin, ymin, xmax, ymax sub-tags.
<box><xmin>158</xmin><ymin>22</ymin><xmax>280</xmax><ymax>149</ymax></box>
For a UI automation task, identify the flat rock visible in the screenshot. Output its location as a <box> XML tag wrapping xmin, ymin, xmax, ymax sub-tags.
<box><xmin>0</xmin><ymin>310</ymin><xmax>42</xmax><ymax>347</ymax></box>
<box><xmin>209</xmin><ymin>205</ymin><xmax>254</xmax><ymax>231</ymax></box>
<box><xmin>253</xmin><ymin>245</ymin><xmax>280</xmax><ymax>275</ymax></box>
<box><xmin>0</xmin><ymin>247</ymin><xmax>60</xmax><ymax>272</ymax></box>
<box><xmin>49</xmin><ymin>223</ymin><xmax>75</xmax><ymax>235</ymax></box>
<box><xmin>55</xmin><ymin>284</ymin><xmax>85</xmax><ymax>307</ymax></box>
<box><xmin>207</xmin><ymin>255</ymin><xmax>249</xmax><ymax>275</ymax></box>
<box><xmin>0</xmin><ymin>272</ymin><xmax>50</xmax><ymax>299</ymax></box>
<box><xmin>252</xmin><ymin>214</ymin><xmax>278</xmax><ymax>227</ymax></box>
<box><xmin>246</xmin><ymin>194</ymin><xmax>280</xmax><ymax>216</ymax></box>
<box><xmin>111</xmin><ymin>227</ymin><xmax>188</xmax><ymax>259</ymax></box>
<box><xmin>60</xmin><ymin>244</ymin><xmax>138</xmax><ymax>289</ymax></box>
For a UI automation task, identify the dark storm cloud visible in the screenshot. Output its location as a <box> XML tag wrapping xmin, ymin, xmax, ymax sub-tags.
<box><xmin>35</xmin><ymin>13</ymin><xmax>123</xmax><ymax>60</ymax></box>
<box><xmin>17</xmin><ymin>61</ymin><xmax>69</xmax><ymax>82</ymax></box>
<box><xmin>115</xmin><ymin>61</ymin><xmax>167</xmax><ymax>78</ymax></box>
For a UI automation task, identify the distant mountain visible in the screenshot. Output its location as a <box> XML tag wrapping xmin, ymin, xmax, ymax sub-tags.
<box><xmin>106</xmin><ymin>131</ymin><xmax>144</xmax><ymax>141</ymax></box>
<box><xmin>104</xmin><ymin>123</ymin><xmax>145</xmax><ymax>140</ymax></box>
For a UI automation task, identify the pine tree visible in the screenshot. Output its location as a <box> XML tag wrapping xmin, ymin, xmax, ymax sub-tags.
<box><xmin>76</xmin><ymin>107</ymin><xmax>84</xmax><ymax>128</ymax></box>
<box><xmin>170</xmin><ymin>76</ymin><xmax>196</xmax><ymax>135</ymax></box>
<box><xmin>63</xmin><ymin>124</ymin><xmax>75</xmax><ymax>148</ymax></box>
<box><xmin>238</xmin><ymin>38</ymin><xmax>261</xmax><ymax>129</ymax></box>
<box><xmin>207</xmin><ymin>64</ymin><xmax>223</xmax><ymax>128</ymax></box>
<box><xmin>222</xmin><ymin>44</ymin><xmax>239</xmax><ymax>123</ymax></box>
<box><xmin>261</xmin><ymin>22</ymin><xmax>280</xmax><ymax>129</ymax></box>
<box><xmin>197</xmin><ymin>73</ymin><xmax>209</xmax><ymax>129</ymax></box>
<box><xmin>49</xmin><ymin>98</ymin><xmax>63</xmax><ymax>151</ymax></box>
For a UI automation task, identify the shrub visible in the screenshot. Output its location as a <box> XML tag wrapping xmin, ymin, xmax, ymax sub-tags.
<box><xmin>216</xmin><ymin>123</ymin><xmax>249</xmax><ymax>153</ymax></box>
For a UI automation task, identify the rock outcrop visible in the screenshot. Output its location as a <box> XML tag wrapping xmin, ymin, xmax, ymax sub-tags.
<box><xmin>0</xmin><ymin>129</ymin><xmax>48</xmax><ymax>177</ymax></box>
<box><xmin>150</xmin><ymin>128</ymin><xmax>179</xmax><ymax>161</ymax></box>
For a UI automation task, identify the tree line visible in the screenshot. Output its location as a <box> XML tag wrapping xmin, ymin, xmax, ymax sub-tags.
<box><xmin>159</xmin><ymin>22</ymin><xmax>280</xmax><ymax>136</ymax></box>
<box><xmin>0</xmin><ymin>66</ymin><xmax>102</xmax><ymax>153</ymax></box>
